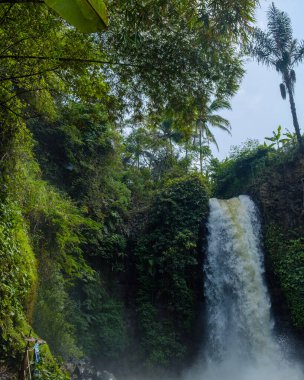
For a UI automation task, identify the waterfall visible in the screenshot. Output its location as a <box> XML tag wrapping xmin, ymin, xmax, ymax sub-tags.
<box><xmin>205</xmin><ymin>195</ymin><xmax>277</xmax><ymax>363</ymax></box>
<box><xmin>187</xmin><ymin>195</ymin><xmax>302</xmax><ymax>380</ymax></box>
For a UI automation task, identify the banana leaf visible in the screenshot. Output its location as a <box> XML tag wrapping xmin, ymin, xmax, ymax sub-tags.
<box><xmin>44</xmin><ymin>0</ymin><xmax>108</xmax><ymax>33</ymax></box>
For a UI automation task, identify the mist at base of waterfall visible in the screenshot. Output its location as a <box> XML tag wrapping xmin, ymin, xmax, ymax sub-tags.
<box><xmin>183</xmin><ymin>356</ymin><xmax>303</xmax><ymax>380</ymax></box>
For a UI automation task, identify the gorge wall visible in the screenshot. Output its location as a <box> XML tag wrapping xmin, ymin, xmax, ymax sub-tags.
<box><xmin>214</xmin><ymin>148</ymin><xmax>304</xmax><ymax>355</ymax></box>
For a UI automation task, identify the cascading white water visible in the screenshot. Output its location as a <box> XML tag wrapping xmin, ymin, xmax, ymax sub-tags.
<box><xmin>186</xmin><ymin>195</ymin><xmax>302</xmax><ymax>380</ymax></box>
<box><xmin>205</xmin><ymin>196</ymin><xmax>277</xmax><ymax>363</ymax></box>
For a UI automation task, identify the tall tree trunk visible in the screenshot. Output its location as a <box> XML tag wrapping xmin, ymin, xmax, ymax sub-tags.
<box><xmin>284</xmin><ymin>73</ymin><xmax>303</xmax><ymax>150</ymax></box>
<box><xmin>136</xmin><ymin>142</ymin><xmax>140</xmax><ymax>169</ymax></box>
<box><xmin>199</xmin><ymin>127</ymin><xmax>203</xmax><ymax>174</ymax></box>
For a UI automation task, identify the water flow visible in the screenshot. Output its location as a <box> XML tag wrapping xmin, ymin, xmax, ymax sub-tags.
<box><xmin>188</xmin><ymin>196</ymin><xmax>302</xmax><ymax>380</ymax></box>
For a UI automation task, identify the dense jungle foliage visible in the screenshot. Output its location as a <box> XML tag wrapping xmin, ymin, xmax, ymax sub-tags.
<box><xmin>133</xmin><ymin>175</ymin><xmax>210</xmax><ymax>368</ymax></box>
<box><xmin>3</xmin><ymin>1</ymin><xmax>304</xmax><ymax>379</ymax></box>
<box><xmin>212</xmin><ymin>138</ymin><xmax>304</xmax><ymax>339</ymax></box>
<box><xmin>0</xmin><ymin>1</ymin><xmax>260</xmax><ymax>377</ymax></box>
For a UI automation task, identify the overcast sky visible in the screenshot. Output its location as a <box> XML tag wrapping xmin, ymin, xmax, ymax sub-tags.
<box><xmin>212</xmin><ymin>0</ymin><xmax>304</xmax><ymax>160</ymax></box>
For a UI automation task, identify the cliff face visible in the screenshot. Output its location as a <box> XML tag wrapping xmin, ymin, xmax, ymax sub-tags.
<box><xmin>253</xmin><ymin>157</ymin><xmax>304</xmax><ymax>230</ymax></box>
<box><xmin>125</xmin><ymin>175</ymin><xmax>210</xmax><ymax>374</ymax></box>
<box><xmin>224</xmin><ymin>154</ymin><xmax>304</xmax><ymax>347</ymax></box>
<box><xmin>213</xmin><ymin>145</ymin><xmax>304</xmax><ymax>356</ymax></box>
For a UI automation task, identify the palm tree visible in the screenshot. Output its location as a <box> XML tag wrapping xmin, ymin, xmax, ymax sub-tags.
<box><xmin>265</xmin><ymin>125</ymin><xmax>283</xmax><ymax>149</ymax></box>
<box><xmin>195</xmin><ymin>98</ymin><xmax>231</xmax><ymax>173</ymax></box>
<box><xmin>250</xmin><ymin>2</ymin><xmax>304</xmax><ymax>148</ymax></box>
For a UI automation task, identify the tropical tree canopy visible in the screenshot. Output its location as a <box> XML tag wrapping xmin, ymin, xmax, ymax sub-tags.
<box><xmin>197</xmin><ymin>98</ymin><xmax>232</xmax><ymax>149</ymax></box>
<box><xmin>192</xmin><ymin>97</ymin><xmax>231</xmax><ymax>173</ymax></box>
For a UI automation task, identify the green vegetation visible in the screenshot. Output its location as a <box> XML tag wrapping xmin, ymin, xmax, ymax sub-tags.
<box><xmin>195</xmin><ymin>97</ymin><xmax>231</xmax><ymax>173</ymax></box>
<box><xmin>44</xmin><ymin>0</ymin><xmax>108</xmax><ymax>32</ymax></box>
<box><xmin>0</xmin><ymin>0</ymin><xmax>303</xmax><ymax>375</ymax></box>
<box><xmin>134</xmin><ymin>175</ymin><xmax>210</xmax><ymax>367</ymax></box>
<box><xmin>211</xmin><ymin>139</ymin><xmax>271</xmax><ymax>198</ymax></box>
<box><xmin>10</xmin><ymin>0</ymin><xmax>304</xmax><ymax>378</ymax></box>
<box><xmin>0</xmin><ymin>200</ymin><xmax>36</xmax><ymax>359</ymax></box>
<box><xmin>265</xmin><ymin>226</ymin><xmax>304</xmax><ymax>328</ymax></box>
<box><xmin>212</xmin><ymin>135</ymin><xmax>304</xmax><ymax>338</ymax></box>
<box><xmin>212</xmin><ymin>136</ymin><xmax>300</xmax><ymax>198</ymax></box>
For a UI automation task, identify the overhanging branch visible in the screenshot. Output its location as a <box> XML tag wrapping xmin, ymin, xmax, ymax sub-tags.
<box><xmin>0</xmin><ymin>66</ymin><xmax>60</xmax><ymax>82</ymax></box>
<box><xmin>0</xmin><ymin>55</ymin><xmax>142</xmax><ymax>67</ymax></box>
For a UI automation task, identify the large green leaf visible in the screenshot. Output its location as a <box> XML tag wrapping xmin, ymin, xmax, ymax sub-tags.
<box><xmin>44</xmin><ymin>0</ymin><xmax>108</xmax><ymax>33</ymax></box>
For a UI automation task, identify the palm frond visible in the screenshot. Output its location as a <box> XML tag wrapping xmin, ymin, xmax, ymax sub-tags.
<box><xmin>284</xmin><ymin>128</ymin><xmax>295</xmax><ymax>138</ymax></box>
<box><xmin>267</xmin><ymin>2</ymin><xmax>293</xmax><ymax>54</ymax></box>
<box><xmin>207</xmin><ymin>115</ymin><xmax>231</xmax><ymax>134</ymax></box>
<box><xmin>249</xmin><ymin>28</ymin><xmax>276</xmax><ymax>66</ymax></box>
<box><xmin>289</xmin><ymin>39</ymin><xmax>298</xmax><ymax>62</ymax></box>
<box><xmin>208</xmin><ymin>98</ymin><xmax>231</xmax><ymax>113</ymax></box>
<box><xmin>293</xmin><ymin>40</ymin><xmax>304</xmax><ymax>64</ymax></box>
<box><xmin>203</xmin><ymin>126</ymin><xmax>219</xmax><ymax>151</ymax></box>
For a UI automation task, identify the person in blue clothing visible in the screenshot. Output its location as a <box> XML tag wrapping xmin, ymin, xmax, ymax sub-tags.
<box><xmin>34</xmin><ymin>339</ymin><xmax>40</xmax><ymax>363</ymax></box>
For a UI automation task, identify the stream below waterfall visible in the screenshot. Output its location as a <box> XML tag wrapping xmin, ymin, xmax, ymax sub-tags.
<box><xmin>185</xmin><ymin>195</ymin><xmax>303</xmax><ymax>380</ymax></box>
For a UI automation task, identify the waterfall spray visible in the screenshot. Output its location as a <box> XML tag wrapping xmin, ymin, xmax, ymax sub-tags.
<box><xmin>205</xmin><ymin>196</ymin><xmax>277</xmax><ymax>363</ymax></box>
<box><xmin>186</xmin><ymin>195</ymin><xmax>302</xmax><ymax>380</ymax></box>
